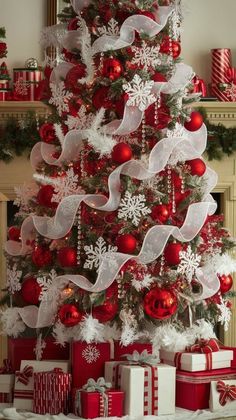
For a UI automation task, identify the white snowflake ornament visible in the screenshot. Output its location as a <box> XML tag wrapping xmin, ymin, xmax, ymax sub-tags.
<box><xmin>131</xmin><ymin>274</ymin><xmax>154</xmax><ymax>291</ymax></box>
<box><xmin>34</xmin><ymin>334</ymin><xmax>46</xmax><ymax>360</ymax></box>
<box><xmin>98</xmin><ymin>18</ymin><xmax>120</xmax><ymax>36</ymax></box>
<box><xmin>66</xmin><ymin>105</ymin><xmax>94</xmax><ymax>130</ymax></box>
<box><xmin>177</xmin><ymin>245</ymin><xmax>201</xmax><ymax>282</ymax></box>
<box><xmin>49</xmin><ymin>81</ymin><xmax>73</xmax><ymax>116</ymax></box>
<box><xmin>123</xmin><ymin>74</ymin><xmax>155</xmax><ymax>111</ymax></box>
<box><xmin>14</xmin><ymin>182</ymin><xmax>39</xmax><ymax>212</ymax></box>
<box><xmin>6</xmin><ymin>264</ymin><xmax>22</xmax><ymax>293</ymax></box>
<box><xmin>217</xmin><ymin>297</ymin><xmax>231</xmax><ymax>331</ymax></box>
<box><xmin>37</xmin><ymin>269</ymin><xmax>58</xmax><ymax>302</ymax></box>
<box><xmin>118</xmin><ymin>191</ymin><xmax>151</xmax><ymax>227</ymax></box>
<box><xmin>52</xmin><ymin>168</ymin><xmax>85</xmax><ymax>203</ymax></box>
<box><xmin>131</xmin><ymin>41</ymin><xmax>161</xmax><ymax>70</ymax></box>
<box><xmin>82</xmin><ymin>345</ymin><xmax>101</xmax><ymax>364</ymax></box>
<box><xmin>84</xmin><ymin>237</ymin><xmax>118</xmax><ymax>272</ymax></box>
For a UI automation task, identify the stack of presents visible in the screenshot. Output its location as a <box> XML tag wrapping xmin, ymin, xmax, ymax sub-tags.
<box><xmin>0</xmin><ymin>337</ymin><xmax>236</xmax><ymax>416</ymax></box>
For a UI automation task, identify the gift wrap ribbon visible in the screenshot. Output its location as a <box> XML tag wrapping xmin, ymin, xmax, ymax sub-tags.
<box><xmin>76</xmin><ymin>377</ymin><xmax>112</xmax><ymax>417</ymax></box>
<box><xmin>217</xmin><ymin>380</ymin><xmax>236</xmax><ymax>406</ymax></box>
<box><xmin>174</xmin><ymin>338</ymin><xmax>220</xmax><ymax>371</ymax></box>
<box><xmin>16</xmin><ymin>365</ymin><xmax>33</xmax><ymax>385</ymax></box>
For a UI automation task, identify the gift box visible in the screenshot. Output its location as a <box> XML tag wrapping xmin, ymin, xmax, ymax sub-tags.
<box><xmin>8</xmin><ymin>337</ymin><xmax>70</xmax><ymax>371</ymax></box>
<box><xmin>33</xmin><ymin>369</ymin><xmax>72</xmax><ymax>414</ymax></box>
<box><xmin>13</xmin><ymin>360</ymin><xmax>69</xmax><ymax>411</ymax></box>
<box><xmin>120</xmin><ymin>363</ymin><xmax>175</xmax><ymax>416</ymax></box>
<box><xmin>0</xmin><ymin>89</ymin><xmax>11</xmax><ymax>101</ymax></box>
<box><xmin>161</xmin><ymin>348</ymin><xmax>233</xmax><ymax>372</ymax></box>
<box><xmin>176</xmin><ymin>367</ymin><xmax>236</xmax><ymax>411</ymax></box>
<box><xmin>71</xmin><ymin>341</ymin><xmax>111</xmax><ymax>388</ymax></box>
<box><xmin>209</xmin><ymin>379</ymin><xmax>236</xmax><ymax>412</ymax></box>
<box><xmin>114</xmin><ymin>341</ymin><xmax>152</xmax><ymax>360</ymax></box>
<box><xmin>105</xmin><ymin>360</ymin><xmax>134</xmax><ymax>388</ymax></box>
<box><xmin>210</xmin><ymin>82</ymin><xmax>236</xmax><ymax>102</ymax></box>
<box><xmin>224</xmin><ymin>346</ymin><xmax>236</xmax><ymax>368</ymax></box>
<box><xmin>13</xmin><ymin>68</ymin><xmax>43</xmax><ymax>101</ymax></box>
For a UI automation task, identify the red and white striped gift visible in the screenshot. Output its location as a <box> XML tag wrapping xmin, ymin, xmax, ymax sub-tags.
<box><xmin>33</xmin><ymin>369</ymin><xmax>72</xmax><ymax>415</ymax></box>
<box><xmin>13</xmin><ymin>68</ymin><xmax>43</xmax><ymax>101</ymax></box>
<box><xmin>211</xmin><ymin>48</ymin><xmax>232</xmax><ymax>84</ymax></box>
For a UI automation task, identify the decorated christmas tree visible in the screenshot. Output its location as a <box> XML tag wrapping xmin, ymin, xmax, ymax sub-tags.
<box><xmin>2</xmin><ymin>0</ymin><xmax>236</xmax><ymax>358</ymax></box>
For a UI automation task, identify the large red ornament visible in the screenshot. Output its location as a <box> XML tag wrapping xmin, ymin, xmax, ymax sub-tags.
<box><xmin>39</xmin><ymin>123</ymin><xmax>56</xmax><ymax>144</ymax></box>
<box><xmin>218</xmin><ymin>274</ymin><xmax>233</xmax><ymax>294</ymax></box>
<box><xmin>152</xmin><ymin>72</ymin><xmax>167</xmax><ymax>82</ymax></box>
<box><xmin>112</xmin><ymin>142</ymin><xmax>133</xmax><ymax>164</ymax></box>
<box><xmin>160</xmin><ymin>36</ymin><xmax>181</xmax><ymax>59</ymax></box>
<box><xmin>92</xmin><ymin>86</ymin><xmax>112</xmax><ymax>109</ymax></box>
<box><xmin>58</xmin><ymin>247</ymin><xmax>77</xmax><ymax>267</ymax></box>
<box><xmin>8</xmin><ymin>226</ymin><xmax>21</xmax><ymax>241</ymax></box>
<box><xmin>65</xmin><ymin>64</ymin><xmax>86</xmax><ymax>94</ymax></box>
<box><xmin>151</xmin><ymin>204</ymin><xmax>170</xmax><ymax>223</ymax></box>
<box><xmin>37</xmin><ymin>185</ymin><xmax>57</xmax><ymax>209</ymax></box>
<box><xmin>184</xmin><ymin>111</ymin><xmax>203</xmax><ymax>132</ymax></box>
<box><xmin>32</xmin><ymin>246</ymin><xmax>53</xmax><ymax>268</ymax></box>
<box><xmin>186</xmin><ymin>158</ymin><xmax>206</xmax><ymax>176</ymax></box>
<box><xmin>143</xmin><ymin>287</ymin><xmax>178</xmax><ymax>319</ymax></box>
<box><xmin>92</xmin><ymin>283</ymin><xmax>119</xmax><ymax>322</ymax></box>
<box><xmin>58</xmin><ymin>304</ymin><xmax>83</xmax><ymax>327</ymax></box>
<box><xmin>164</xmin><ymin>242</ymin><xmax>183</xmax><ymax>266</ymax></box>
<box><xmin>116</xmin><ymin>234</ymin><xmax>137</xmax><ymax>254</ymax></box>
<box><xmin>21</xmin><ymin>276</ymin><xmax>42</xmax><ymax>305</ymax></box>
<box><xmin>102</xmin><ymin>58</ymin><xmax>123</xmax><ymax>81</ymax></box>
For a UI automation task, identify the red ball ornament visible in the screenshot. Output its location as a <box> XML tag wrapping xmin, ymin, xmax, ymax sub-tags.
<box><xmin>39</xmin><ymin>123</ymin><xmax>56</xmax><ymax>144</ymax></box>
<box><xmin>143</xmin><ymin>287</ymin><xmax>178</xmax><ymax>319</ymax></box>
<box><xmin>164</xmin><ymin>242</ymin><xmax>183</xmax><ymax>266</ymax></box>
<box><xmin>102</xmin><ymin>58</ymin><xmax>123</xmax><ymax>81</ymax></box>
<box><xmin>160</xmin><ymin>36</ymin><xmax>181</xmax><ymax>59</ymax></box>
<box><xmin>92</xmin><ymin>86</ymin><xmax>112</xmax><ymax>109</ymax></box>
<box><xmin>58</xmin><ymin>304</ymin><xmax>83</xmax><ymax>327</ymax></box>
<box><xmin>65</xmin><ymin>64</ymin><xmax>86</xmax><ymax>93</ymax></box>
<box><xmin>58</xmin><ymin>247</ymin><xmax>77</xmax><ymax>267</ymax></box>
<box><xmin>186</xmin><ymin>158</ymin><xmax>206</xmax><ymax>176</ymax></box>
<box><xmin>37</xmin><ymin>185</ymin><xmax>57</xmax><ymax>209</ymax></box>
<box><xmin>184</xmin><ymin>111</ymin><xmax>203</xmax><ymax>132</ymax></box>
<box><xmin>8</xmin><ymin>226</ymin><xmax>21</xmax><ymax>241</ymax></box>
<box><xmin>218</xmin><ymin>274</ymin><xmax>233</xmax><ymax>294</ymax></box>
<box><xmin>67</xmin><ymin>18</ymin><xmax>80</xmax><ymax>30</ymax></box>
<box><xmin>21</xmin><ymin>276</ymin><xmax>42</xmax><ymax>305</ymax></box>
<box><xmin>116</xmin><ymin>234</ymin><xmax>137</xmax><ymax>254</ymax></box>
<box><xmin>112</xmin><ymin>142</ymin><xmax>133</xmax><ymax>164</ymax></box>
<box><xmin>32</xmin><ymin>246</ymin><xmax>53</xmax><ymax>268</ymax></box>
<box><xmin>151</xmin><ymin>204</ymin><xmax>170</xmax><ymax>223</ymax></box>
<box><xmin>93</xmin><ymin>283</ymin><xmax>119</xmax><ymax>322</ymax></box>
<box><xmin>152</xmin><ymin>72</ymin><xmax>167</xmax><ymax>82</ymax></box>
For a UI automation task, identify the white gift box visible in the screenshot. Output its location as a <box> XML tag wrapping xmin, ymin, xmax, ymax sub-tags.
<box><xmin>13</xmin><ymin>360</ymin><xmax>69</xmax><ymax>411</ymax></box>
<box><xmin>160</xmin><ymin>349</ymin><xmax>233</xmax><ymax>372</ymax></box>
<box><xmin>210</xmin><ymin>380</ymin><xmax>236</xmax><ymax>412</ymax></box>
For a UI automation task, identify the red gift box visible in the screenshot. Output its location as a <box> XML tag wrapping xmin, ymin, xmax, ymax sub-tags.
<box><xmin>0</xmin><ymin>89</ymin><xmax>11</xmax><ymax>101</ymax></box>
<box><xmin>176</xmin><ymin>367</ymin><xmax>236</xmax><ymax>411</ymax></box>
<box><xmin>71</xmin><ymin>341</ymin><xmax>111</xmax><ymax>388</ymax></box>
<box><xmin>13</xmin><ymin>68</ymin><xmax>43</xmax><ymax>101</ymax></box>
<box><xmin>114</xmin><ymin>341</ymin><xmax>152</xmax><ymax>360</ymax></box>
<box><xmin>33</xmin><ymin>369</ymin><xmax>72</xmax><ymax>415</ymax></box>
<box><xmin>72</xmin><ymin>388</ymin><xmax>124</xmax><ymax>418</ymax></box>
<box><xmin>8</xmin><ymin>337</ymin><xmax>69</xmax><ymax>372</ymax></box>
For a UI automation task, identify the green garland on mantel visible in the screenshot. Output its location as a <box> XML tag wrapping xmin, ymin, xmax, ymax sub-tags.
<box><xmin>0</xmin><ymin>108</ymin><xmax>236</xmax><ymax>164</ymax></box>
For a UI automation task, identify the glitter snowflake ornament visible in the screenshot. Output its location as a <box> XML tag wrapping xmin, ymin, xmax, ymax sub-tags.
<box><xmin>49</xmin><ymin>81</ymin><xmax>73</xmax><ymax>116</ymax></box>
<box><xmin>131</xmin><ymin>41</ymin><xmax>161</xmax><ymax>70</ymax></box>
<box><xmin>123</xmin><ymin>74</ymin><xmax>155</xmax><ymax>111</ymax></box>
<box><xmin>82</xmin><ymin>345</ymin><xmax>101</xmax><ymax>364</ymax></box>
<box><xmin>217</xmin><ymin>297</ymin><xmax>231</xmax><ymax>331</ymax></box>
<box><xmin>66</xmin><ymin>105</ymin><xmax>94</xmax><ymax>130</ymax></box>
<box><xmin>118</xmin><ymin>191</ymin><xmax>151</xmax><ymax>226</ymax></box>
<box><xmin>98</xmin><ymin>18</ymin><xmax>120</xmax><ymax>36</ymax></box>
<box><xmin>37</xmin><ymin>269</ymin><xmax>58</xmax><ymax>302</ymax></box>
<box><xmin>52</xmin><ymin>168</ymin><xmax>84</xmax><ymax>203</ymax></box>
<box><xmin>6</xmin><ymin>264</ymin><xmax>22</xmax><ymax>293</ymax></box>
<box><xmin>177</xmin><ymin>245</ymin><xmax>201</xmax><ymax>282</ymax></box>
<box><xmin>34</xmin><ymin>333</ymin><xmax>46</xmax><ymax>360</ymax></box>
<box><xmin>84</xmin><ymin>237</ymin><xmax>118</xmax><ymax>272</ymax></box>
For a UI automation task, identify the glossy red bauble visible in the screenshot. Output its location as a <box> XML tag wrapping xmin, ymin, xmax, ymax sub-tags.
<box><xmin>58</xmin><ymin>304</ymin><xmax>83</xmax><ymax>327</ymax></box>
<box><xmin>67</xmin><ymin>17</ymin><xmax>79</xmax><ymax>30</ymax></box>
<box><xmin>160</xmin><ymin>36</ymin><xmax>181</xmax><ymax>59</ymax></box>
<box><xmin>21</xmin><ymin>276</ymin><xmax>42</xmax><ymax>305</ymax></box>
<box><xmin>37</xmin><ymin>185</ymin><xmax>57</xmax><ymax>208</ymax></box>
<box><xmin>32</xmin><ymin>246</ymin><xmax>53</xmax><ymax>268</ymax></box>
<box><xmin>92</xmin><ymin>86</ymin><xmax>112</xmax><ymax>109</ymax></box>
<box><xmin>186</xmin><ymin>158</ymin><xmax>206</xmax><ymax>176</ymax></box>
<box><xmin>112</xmin><ymin>142</ymin><xmax>133</xmax><ymax>164</ymax></box>
<box><xmin>152</xmin><ymin>72</ymin><xmax>167</xmax><ymax>82</ymax></box>
<box><xmin>143</xmin><ymin>287</ymin><xmax>178</xmax><ymax>319</ymax></box>
<box><xmin>102</xmin><ymin>58</ymin><xmax>123</xmax><ymax>81</ymax></box>
<box><xmin>116</xmin><ymin>234</ymin><xmax>137</xmax><ymax>254</ymax></box>
<box><xmin>218</xmin><ymin>274</ymin><xmax>233</xmax><ymax>294</ymax></box>
<box><xmin>65</xmin><ymin>63</ymin><xmax>86</xmax><ymax>93</ymax></box>
<box><xmin>39</xmin><ymin>123</ymin><xmax>56</xmax><ymax>144</ymax></box>
<box><xmin>8</xmin><ymin>226</ymin><xmax>21</xmax><ymax>241</ymax></box>
<box><xmin>151</xmin><ymin>204</ymin><xmax>170</xmax><ymax>223</ymax></box>
<box><xmin>92</xmin><ymin>283</ymin><xmax>119</xmax><ymax>322</ymax></box>
<box><xmin>184</xmin><ymin>111</ymin><xmax>203</xmax><ymax>132</ymax></box>
<box><xmin>164</xmin><ymin>242</ymin><xmax>183</xmax><ymax>266</ymax></box>
<box><xmin>58</xmin><ymin>247</ymin><xmax>77</xmax><ymax>267</ymax></box>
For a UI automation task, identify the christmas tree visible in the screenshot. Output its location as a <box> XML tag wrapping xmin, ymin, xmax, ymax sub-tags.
<box><xmin>2</xmin><ymin>0</ymin><xmax>236</xmax><ymax>355</ymax></box>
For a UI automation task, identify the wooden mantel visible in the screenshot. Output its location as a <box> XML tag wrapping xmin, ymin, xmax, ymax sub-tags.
<box><xmin>0</xmin><ymin>101</ymin><xmax>50</xmax><ymax>126</ymax></box>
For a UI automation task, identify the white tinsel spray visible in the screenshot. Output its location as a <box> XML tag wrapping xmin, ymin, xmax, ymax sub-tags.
<box><xmin>0</xmin><ymin>308</ymin><xmax>26</xmax><ymax>338</ymax></box>
<box><xmin>79</xmin><ymin>314</ymin><xmax>105</xmax><ymax>343</ymax></box>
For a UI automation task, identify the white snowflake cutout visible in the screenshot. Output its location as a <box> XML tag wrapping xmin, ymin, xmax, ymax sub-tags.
<box><xmin>118</xmin><ymin>191</ymin><xmax>151</xmax><ymax>226</ymax></box>
<box><xmin>14</xmin><ymin>182</ymin><xmax>39</xmax><ymax>211</ymax></box>
<box><xmin>177</xmin><ymin>245</ymin><xmax>201</xmax><ymax>282</ymax></box>
<box><xmin>131</xmin><ymin>274</ymin><xmax>154</xmax><ymax>291</ymax></box>
<box><xmin>84</xmin><ymin>237</ymin><xmax>118</xmax><ymax>272</ymax></box>
<box><xmin>82</xmin><ymin>345</ymin><xmax>101</xmax><ymax>364</ymax></box>
<box><xmin>217</xmin><ymin>297</ymin><xmax>231</xmax><ymax>331</ymax></box>
<box><xmin>123</xmin><ymin>74</ymin><xmax>155</xmax><ymax>111</ymax></box>
<box><xmin>98</xmin><ymin>18</ymin><xmax>120</xmax><ymax>36</ymax></box>
<box><xmin>34</xmin><ymin>333</ymin><xmax>46</xmax><ymax>360</ymax></box>
<box><xmin>49</xmin><ymin>81</ymin><xmax>73</xmax><ymax>116</ymax></box>
<box><xmin>131</xmin><ymin>41</ymin><xmax>161</xmax><ymax>70</ymax></box>
<box><xmin>52</xmin><ymin>168</ymin><xmax>85</xmax><ymax>203</ymax></box>
<box><xmin>37</xmin><ymin>269</ymin><xmax>58</xmax><ymax>302</ymax></box>
<box><xmin>66</xmin><ymin>105</ymin><xmax>94</xmax><ymax>130</ymax></box>
<box><xmin>6</xmin><ymin>264</ymin><xmax>22</xmax><ymax>293</ymax></box>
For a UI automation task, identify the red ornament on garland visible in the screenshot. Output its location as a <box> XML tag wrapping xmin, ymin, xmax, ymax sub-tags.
<box><xmin>65</xmin><ymin>63</ymin><xmax>86</xmax><ymax>94</ymax></box>
<box><xmin>186</xmin><ymin>158</ymin><xmax>206</xmax><ymax>176</ymax></box>
<box><xmin>151</xmin><ymin>204</ymin><xmax>170</xmax><ymax>223</ymax></box>
<box><xmin>37</xmin><ymin>185</ymin><xmax>57</xmax><ymax>209</ymax></box>
<box><xmin>164</xmin><ymin>242</ymin><xmax>183</xmax><ymax>266</ymax></box>
<box><xmin>32</xmin><ymin>246</ymin><xmax>53</xmax><ymax>268</ymax></box>
<box><xmin>112</xmin><ymin>142</ymin><xmax>133</xmax><ymax>164</ymax></box>
<box><xmin>92</xmin><ymin>283</ymin><xmax>119</xmax><ymax>322</ymax></box>
<box><xmin>102</xmin><ymin>58</ymin><xmax>123</xmax><ymax>81</ymax></box>
<box><xmin>8</xmin><ymin>226</ymin><xmax>21</xmax><ymax>241</ymax></box>
<box><xmin>218</xmin><ymin>274</ymin><xmax>233</xmax><ymax>294</ymax></box>
<box><xmin>39</xmin><ymin>123</ymin><xmax>56</xmax><ymax>144</ymax></box>
<box><xmin>21</xmin><ymin>276</ymin><xmax>42</xmax><ymax>305</ymax></box>
<box><xmin>58</xmin><ymin>304</ymin><xmax>83</xmax><ymax>327</ymax></box>
<box><xmin>143</xmin><ymin>287</ymin><xmax>178</xmax><ymax>319</ymax></box>
<box><xmin>184</xmin><ymin>111</ymin><xmax>203</xmax><ymax>132</ymax></box>
<box><xmin>58</xmin><ymin>247</ymin><xmax>77</xmax><ymax>267</ymax></box>
<box><xmin>116</xmin><ymin>234</ymin><xmax>137</xmax><ymax>254</ymax></box>
<box><xmin>160</xmin><ymin>36</ymin><xmax>181</xmax><ymax>59</ymax></box>
<box><xmin>92</xmin><ymin>86</ymin><xmax>112</xmax><ymax>109</ymax></box>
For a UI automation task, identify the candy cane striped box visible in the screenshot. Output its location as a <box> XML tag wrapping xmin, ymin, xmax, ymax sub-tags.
<box><xmin>119</xmin><ymin>364</ymin><xmax>175</xmax><ymax>416</ymax></box>
<box><xmin>209</xmin><ymin>379</ymin><xmax>236</xmax><ymax>412</ymax></box>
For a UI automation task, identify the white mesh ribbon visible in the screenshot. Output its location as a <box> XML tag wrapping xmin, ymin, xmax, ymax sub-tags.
<box><xmin>70</xmin><ymin>0</ymin><xmax>91</xmax><ymax>14</ymax></box>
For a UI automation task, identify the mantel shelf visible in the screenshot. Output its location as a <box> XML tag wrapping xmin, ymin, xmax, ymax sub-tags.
<box><xmin>0</xmin><ymin>101</ymin><xmax>50</xmax><ymax>126</ymax></box>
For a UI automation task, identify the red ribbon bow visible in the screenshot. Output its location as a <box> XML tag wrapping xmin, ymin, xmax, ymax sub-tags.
<box><xmin>16</xmin><ymin>365</ymin><xmax>33</xmax><ymax>385</ymax></box>
<box><xmin>186</xmin><ymin>338</ymin><xmax>220</xmax><ymax>354</ymax></box>
<box><xmin>217</xmin><ymin>380</ymin><xmax>236</xmax><ymax>406</ymax></box>
<box><xmin>226</xmin><ymin>67</ymin><xmax>236</xmax><ymax>84</ymax></box>
<box><xmin>0</xmin><ymin>359</ymin><xmax>13</xmax><ymax>374</ymax></box>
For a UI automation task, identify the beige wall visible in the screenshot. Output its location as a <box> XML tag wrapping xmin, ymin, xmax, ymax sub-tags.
<box><xmin>182</xmin><ymin>0</ymin><xmax>236</xmax><ymax>85</ymax></box>
<box><xmin>0</xmin><ymin>0</ymin><xmax>47</xmax><ymax>76</ymax></box>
